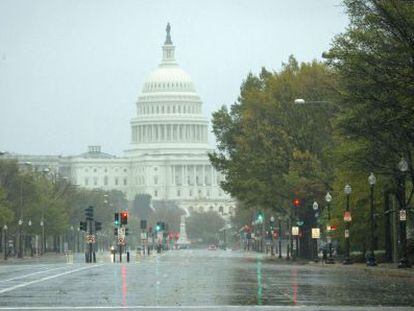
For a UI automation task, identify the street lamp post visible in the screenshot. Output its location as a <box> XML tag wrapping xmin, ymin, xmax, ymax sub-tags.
<box><xmin>18</xmin><ymin>219</ymin><xmax>23</xmax><ymax>258</ymax></box>
<box><xmin>270</xmin><ymin>216</ymin><xmax>275</xmax><ymax>256</ymax></box>
<box><xmin>3</xmin><ymin>225</ymin><xmax>8</xmax><ymax>260</ymax></box>
<box><xmin>40</xmin><ymin>220</ymin><xmax>45</xmax><ymax>255</ymax></box>
<box><xmin>325</xmin><ymin>192</ymin><xmax>334</xmax><ymax>264</ymax></box>
<box><xmin>278</xmin><ymin>216</ymin><xmax>282</xmax><ymax>258</ymax></box>
<box><xmin>343</xmin><ymin>184</ymin><xmax>352</xmax><ymax>265</ymax></box>
<box><xmin>397</xmin><ymin>157</ymin><xmax>411</xmax><ymax>268</ymax></box>
<box><xmin>367</xmin><ymin>173</ymin><xmax>377</xmax><ymax>266</ymax></box>
<box><xmin>28</xmin><ymin>220</ymin><xmax>33</xmax><ymax>257</ymax></box>
<box><xmin>312</xmin><ymin>201</ymin><xmax>319</xmax><ymax>262</ymax></box>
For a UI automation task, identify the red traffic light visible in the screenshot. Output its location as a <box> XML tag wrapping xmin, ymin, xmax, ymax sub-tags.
<box><xmin>293</xmin><ymin>198</ymin><xmax>301</xmax><ymax>207</ymax></box>
<box><xmin>120</xmin><ymin>211</ymin><xmax>128</xmax><ymax>225</ymax></box>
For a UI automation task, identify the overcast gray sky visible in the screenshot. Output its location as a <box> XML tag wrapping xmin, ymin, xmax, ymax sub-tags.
<box><xmin>0</xmin><ymin>0</ymin><xmax>348</xmax><ymax>156</ymax></box>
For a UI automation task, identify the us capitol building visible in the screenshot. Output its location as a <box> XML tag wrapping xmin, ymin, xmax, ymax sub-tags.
<box><xmin>6</xmin><ymin>24</ymin><xmax>235</xmax><ymax>217</ymax></box>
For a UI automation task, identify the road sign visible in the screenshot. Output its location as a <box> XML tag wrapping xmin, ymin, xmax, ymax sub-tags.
<box><xmin>312</xmin><ymin>228</ymin><xmax>320</xmax><ymax>239</ymax></box>
<box><xmin>118</xmin><ymin>236</ymin><xmax>125</xmax><ymax>245</ymax></box>
<box><xmin>344</xmin><ymin>211</ymin><xmax>352</xmax><ymax>222</ymax></box>
<box><xmin>344</xmin><ymin>229</ymin><xmax>350</xmax><ymax>238</ymax></box>
<box><xmin>140</xmin><ymin>232</ymin><xmax>147</xmax><ymax>239</ymax></box>
<box><xmin>400</xmin><ymin>210</ymin><xmax>407</xmax><ymax>221</ymax></box>
<box><xmin>292</xmin><ymin>226</ymin><xmax>299</xmax><ymax>236</ymax></box>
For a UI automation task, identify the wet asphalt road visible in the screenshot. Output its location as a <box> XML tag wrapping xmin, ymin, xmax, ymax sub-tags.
<box><xmin>0</xmin><ymin>249</ymin><xmax>413</xmax><ymax>310</ymax></box>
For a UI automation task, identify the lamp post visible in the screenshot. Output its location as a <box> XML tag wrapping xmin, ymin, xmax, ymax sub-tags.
<box><xmin>70</xmin><ymin>226</ymin><xmax>74</xmax><ymax>252</ymax></box>
<box><xmin>3</xmin><ymin>225</ymin><xmax>8</xmax><ymax>260</ymax></box>
<box><xmin>343</xmin><ymin>184</ymin><xmax>352</xmax><ymax>265</ymax></box>
<box><xmin>312</xmin><ymin>201</ymin><xmax>319</xmax><ymax>262</ymax></box>
<box><xmin>397</xmin><ymin>157</ymin><xmax>411</xmax><ymax>268</ymax></box>
<box><xmin>270</xmin><ymin>216</ymin><xmax>275</xmax><ymax>256</ymax></box>
<box><xmin>40</xmin><ymin>220</ymin><xmax>45</xmax><ymax>255</ymax></box>
<box><xmin>367</xmin><ymin>173</ymin><xmax>377</xmax><ymax>266</ymax></box>
<box><xmin>18</xmin><ymin>218</ymin><xmax>23</xmax><ymax>258</ymax></box>
<box><xmin>278</xmin><ymin>216</ymin><xmax>282</xmax><ymax>258</ymax></box>
<box><xmin>325</xmin><ymin>192</ymin><xmax>334</xmax><ymax>264</ymax></box>
<box><xmin>28</xmin><ymin>220</ymin><xmax>33</xmax><ymax>257</ymax></box>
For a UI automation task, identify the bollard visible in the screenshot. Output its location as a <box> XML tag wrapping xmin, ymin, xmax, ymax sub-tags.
<box><xmin>93</xmin><ymin>252</ymin><xmax>96</xmax><ymax>263</ymax></box>
<box><xmin>127</xmin><ymin>251</ymin><xmax>130</xmax><ymax>262</ymax></box>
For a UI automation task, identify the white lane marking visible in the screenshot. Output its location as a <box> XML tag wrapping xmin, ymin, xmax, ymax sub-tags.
<box><xmin>0</xmin><ymin>266</ymin><xmax>69</xmax><ymax>283</ymax></box>
<box><xmin>0</xmin><ymin>306</ymin><xmax>411</xmax><ymax>310</ymax></box>
<box><xmin>0</xmin><ymin>264</ymin><xmax>104</xmax><ymax>294</ymax></box>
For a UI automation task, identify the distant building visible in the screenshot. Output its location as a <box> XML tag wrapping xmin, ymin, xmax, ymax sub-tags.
<box><xmin>4</xmin><ymin>25</ymin><xmax>235</xmax><ymax>217</ymax></box>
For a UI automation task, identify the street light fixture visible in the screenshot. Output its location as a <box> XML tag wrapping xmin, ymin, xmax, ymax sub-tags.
<box><xmin>343</xmin><ymin>184</ymin><xmax>352</xmax><ymax>265</ymax></box>
<box><xmin>3</xmin><ymin>225</ymin><xmax>8</xmax><ymax>260</ymax></box>
<box><xmin>325</xmin><ymin>192</ymin><xmax>334</xmax><ymax>264</ymax></box>
<box><xmin>18</xmin><ymin>219</ymin><xmax>23</xmax><ymax>258</ymax></box>
<box><xmin>28</xmin><ymin>220</ymin><xmax>33</xmax><ymax>256</ymax></box>
<box><xmin>312</xmin><ymin>201</ymin><xmax>319</xmax><ymax>262</ymax></box>
<box><xmin>367</xmin><ymin>173</ymin><xmax>377</xmax><ymax>266</ymax></box>
<box><xmin>397</xmin><ymin>157</ymin><xmax>411</xmax><ymax>268</ymax></box>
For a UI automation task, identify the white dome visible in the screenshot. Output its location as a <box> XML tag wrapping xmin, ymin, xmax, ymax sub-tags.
<box><xmin>142</xmin><ymin>65</ymin><xmax>196</xmax><ymax>93</ymax></box>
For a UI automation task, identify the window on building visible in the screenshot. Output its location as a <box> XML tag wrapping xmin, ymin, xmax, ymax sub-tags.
<box><xmin>124</xmin><ymin>168</ymin><xmax>127</xmax><ymax>173</ymax></box>
<box><xmin>104</xmin><ymin>176</ymin><xmax>108</xmax><ymax>186</ymax></box>
<box><xmin>115</xmin><ymin>178</ymin><xmax>119</xmax><ymax>186</ymax></box>
<box><xmin>177</xmin><ymin>190</ymin><xmax>181</xmax><ymax>197</ymax></box>
<box><xmin>198</xmin><ymin>189</ymin><xmax>202</xmax><ymax>196</ymax></box>
<box><xmin>154</xmin><ymin>176</ymin><xmax>158</xmax><ymax>185</ymax></box>
<box><xmin>93</xmin><ymin>168</ymin><xmax>97</xmax><ymax>173</ymax></box>
<box><xmin>123</xmin><ymin>178</ymin><xmax>127</xmax><ymax>186</ymax></box>
<box><xmin>93</xmin><ymin>177</ymin><xmax>97</xmax><ymax>186</ymax></box>
<box><xmin>154</xmin><ymin>190</ymin><xmax>158</xmax><ymax>197</ymax></box>
<box><xmin>207</xmin><ymin>190</ymin><xmax>210</xmax><ymax>197</ymax></box>
<box><xmin>84</xmin><ymin>178</ymin><xmax>89</xmax><ymax>186</ymax></box>
<box><xmin>189</xmin><ymin>190</ymin><xmax>192</xmax><ymax>197</ymax></box>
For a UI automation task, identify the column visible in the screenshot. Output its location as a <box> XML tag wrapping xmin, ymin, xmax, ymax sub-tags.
<box><xmin>202</xmin><ymin>165</ymin><xmax>206</xmax><ymax>186</ymax></box>
<box><xmin>181</xmin><ymin>165</ymin><xmax>185</xmax><ymax>186</ymax></box>
<box><xmin>193</xmin><ymin>165</ymin><xmax>196</xmax><ymax>186</ymax></box>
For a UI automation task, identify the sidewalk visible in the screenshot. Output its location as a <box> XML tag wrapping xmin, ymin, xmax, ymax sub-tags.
<box><xmin>0</xmin><ymin>252</ymin><xmax>77</xmax><ymax>264</ymax></box>
<box><xmin>244</xmin><ymin>250</ymin><xmax>414</xmax><ymax>277</ymax></box>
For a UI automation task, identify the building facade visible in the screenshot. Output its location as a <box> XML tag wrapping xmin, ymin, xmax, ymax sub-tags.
<box><xmin>5</xmin><ymin>25</ymin><xmax>235</xmax><ymax>217</ymax></box>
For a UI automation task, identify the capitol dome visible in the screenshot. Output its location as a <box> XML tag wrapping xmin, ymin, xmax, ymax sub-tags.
<box><xmin>127</xmin><ymin>23</ymin><xmax>210</xmax><ymax>155</ymax></box>
<box><xmin>142</xmin><ymin>66</ymin><xmax>196</xmax><ymax>94</ymax></box>
<box><xmin>141</xmin><ymin>23</ymin><xmax>196</xmax><ymax>94</ymax></box>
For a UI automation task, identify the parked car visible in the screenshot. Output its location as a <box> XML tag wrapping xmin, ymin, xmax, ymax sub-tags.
<box><xmin>208</xmin><ymin>244</ymin><xmax>217</xmax><ymax>250</ymax></box>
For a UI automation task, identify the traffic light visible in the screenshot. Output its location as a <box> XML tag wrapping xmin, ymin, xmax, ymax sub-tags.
<box><xmin>293</xmin><ymin>198</ymin><xmax>301</xmax><ymax>207</ymax></box>
<box><xmin>256</xmin><ymin>212</ymin><xmax>264</xmax><ymax>223</ymax></box>
<box><xmin>269</xmin><ymin>219</ymin><xmax>275</xmax><ymax>230</ymax></box>
<box><xmin>114</xmin><ymin>228</ymin><xmax>118</xmax><ymax>236</ymax></box>
<box><xmin>140</xmin><ymin>220</ymin><xmax>147</xmax><ymax>230</ymax></box>
<box><xmin>80</xmin><ymin>221</ymin><xmax>87</xmax><ymax>231</ymax></box>
<box><xmin>95</xmin><ymin>221</ymin><xmax>102</xmax><ymax>231</ymax></box>
<box><xmin>114</xmin><ymin>213</ymin><xmax>120</xmax><ymax>226</ymax></box>
<box><xmin>155</xmin><ymin>222</ymin><xmax>161</xmax><ymax>232</ymax></box>
<box><xmin>120</xmin><ymin>211</ymin><xmax>128</xmax><ymax>225</ymax></box>
<box><xmin>85</xmin><ymin>206</ymin><xmax>94</xmax><ymax>220</ymax></box>
<box><xmin>125</xmin><ymin>228</ymin><xmax>129</xmax><ymax>236</ymax></box>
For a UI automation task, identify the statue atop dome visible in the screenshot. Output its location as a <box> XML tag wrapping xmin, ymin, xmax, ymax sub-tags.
<box><xmin>165</xmin><ymin>22</ymin><xmax>173</xmax><ymax>45</ymax></box>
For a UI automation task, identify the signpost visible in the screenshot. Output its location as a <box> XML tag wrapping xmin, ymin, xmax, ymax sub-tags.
<box><xmin>312</xmin><ymin>228</ymin><xmax>320</xmax><ymax>239</ymax></box>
